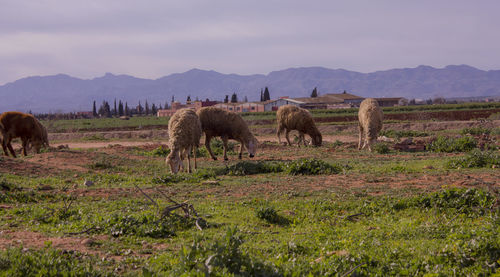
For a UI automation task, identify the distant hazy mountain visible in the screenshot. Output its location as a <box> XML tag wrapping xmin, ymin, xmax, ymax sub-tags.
<box><xmin>1</xmin><ymin>65</ymin><xmax>499</xmax><ymax>113</ymax></box>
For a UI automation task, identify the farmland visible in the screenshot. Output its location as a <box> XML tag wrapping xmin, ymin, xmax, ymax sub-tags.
<box><xmin>0</xmin><ymin>107</ymin><xmax>499</xmax><ymax>276</ymax></box>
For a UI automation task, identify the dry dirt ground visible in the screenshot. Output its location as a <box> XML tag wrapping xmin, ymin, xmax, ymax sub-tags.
<box><xmin>0</xmin><ymin>119</ymin><xmax>498</xmax><ymax>257</ymax></box>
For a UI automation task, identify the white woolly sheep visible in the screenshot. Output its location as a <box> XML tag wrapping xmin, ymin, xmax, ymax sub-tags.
<box><xmin>358</xmin><ymin>98</ymin><xmax>383</xmax><ymax>152</ymax></box>
<box><xmin>276</xmin><ymin>105</ymin><xmax>322</xmax><ymax>147</ymax></box>
<box><xmin>166</xmin><ymin>109</ymin><xmax>202</xmax><ymax>174</ymax></box>
<box><xmin>196</xmin><ymin>107</ymin><xmax>258</xmax><ymax>161</ymax></box>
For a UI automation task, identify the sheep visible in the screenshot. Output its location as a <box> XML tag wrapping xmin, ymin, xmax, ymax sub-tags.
<box><xmin>166</xmin><ymin>108</ymin><xmax>202</xmax><ymax>174</ymax></box>
<box><xmin>276</xmin><ymin>105</ymin><xmax>322</xmax><ymax>147</ymax></box>
<box><xmin>358</xmin><ymin>98</ymin><xmax>383</xmax><ymax>152</ymax></box>
<box><xmin>196</xmin><ymin>107</ymin><xmax>258</xmax><ymax>161</ymax></box>
<box><xmin>0</xmin><ymin>111</ymin><xmax>48</xmax><ymax>157</ymax></box>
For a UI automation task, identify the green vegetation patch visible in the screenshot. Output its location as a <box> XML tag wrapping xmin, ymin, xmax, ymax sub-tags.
<box><xmin>0</xmin><ymin>247</ymin><xmax>111</xmax><ymax>276</ymax></box>
<box><xmin>283</xmin><ymin>158</ymin><xmax>344</xmax><ymax>175</ymax></box>
<box><xmin>379</xmin><ymin>129</ymin><xmax>429</xmax><ymax>140</ymax></box>
<box><xmin>460</xmin><ymin>127</ymin><xmax>491</xmax><ymax>136</ymax></box>
<box><xmin>447</xmin><ymin>149</ymin><xmax>500</xmax><ymax>169</ymax></box>
<box><xmin>428</xmin><ymin>136</ymin><xmax>477</xmax><ymax>153</ymax></box>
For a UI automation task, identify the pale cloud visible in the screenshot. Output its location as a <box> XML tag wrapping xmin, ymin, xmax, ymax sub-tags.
<box><xmin>0</xmin><ymin>0</ymin><xmax>499</xmax><ymax>84</ymax></box>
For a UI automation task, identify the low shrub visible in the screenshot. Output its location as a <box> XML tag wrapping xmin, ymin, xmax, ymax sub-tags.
<box><xmin>149</xmin><ymin>227</ymin><xmax>277</xmax><ymax>276</ymax></box>
<box><xmin>379</xmin><ymin>129</ymin><xmax>429</xmax><ymax>140</ymax></box>
<box><xmin>283</xmin><ymin>158</ymin><xmax>343</xmax><ymax>175</ymax></box>
<box><xmin>147</xmin><ymin>145</ymin><xmax>170</xmax><ymax>157</ymax></box>
<box><xmin>373</xmin><ymin>143</ymin><xmax>390</xmax><ymax>154</ymax></box>
<box><xmin>427</xmin><ymin>136</ymin><xmax>477</xmax><ymax>153</ymax></box>
<box><xmin>224</xmin><ymin>161</ymin><xmax>283</xmax><ymax>176</ymax></box>
<box><xmin>0</xmin><ymin>247</ymin><xmax>109</xmax><ymax>276</ymax></box>
<box><xmin>460</xmin><ymin>127</ymin><xmax>491</xmax><ymax>135</ymax></box>
<box><xmin>419</xmin><ymin>188</ymin><xmax>495</xmax><ymax>211</ymax></box>
<box><xmin>447</xmin><ymin>149</ymin><xmax>500</xmax><ymax>169</ymax></box>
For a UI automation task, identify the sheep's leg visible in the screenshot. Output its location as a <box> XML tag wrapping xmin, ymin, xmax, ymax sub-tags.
<box><xmin>285</xmin><ymin>129</ymin><xmax>292</xmax><ymax>146</ymax></box>
<box><xmin>300</xmin><ymin>132</ymin><xmax>307</xmax><ymax>147</ymax></box>
<box><xmin>186</xmin><ymin>146</ymin><xmax>192</xmax><ymax>173</ymax></box>
<box><xmin>193</xmin><ymin>146</ymin><xmax>197</xmax><ymax>170</ymax></box>
<box><xmin>4</xmin><ymin>137</ymin><xmax>16</xmax><ymax>158</ymax></box>
<box><xmin>239</xmin><ymin>140</ymin><xmax>244</xmax><ymax>159</ymax></box>
<box><xmin>204</xmin><ymin>135</ymin><xmax>217</xmax><ymax>160</ymax></box>
<box><xmin>358</xmin><ymin>125</ymin><xmax>364</xmax><ymax>150</ymax></box>
<box><xmin>179</xmin><ymin>150</ymin><xmax>187</xmax><ymax>172</ymax></box>
<box><xmin>21</xmin><ymin>138</ymin><xmax>29</xmax><ymax>156</ymax></box>
<box><xmin>277</xmin><ymin>125</ymin><xmax>284</xmax><ymax>144</ymax></box>
<box><xmin>222</xmin><ymin>137</ymin><xmax>229</xmax><ymax>161</ymax></box>
<box><xmin>1</xmin><ymin>139</ymin><xmax>10</xmax><ymax>156</ymax></box>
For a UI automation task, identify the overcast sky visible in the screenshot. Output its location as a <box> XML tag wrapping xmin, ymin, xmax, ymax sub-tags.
<box><xmin>1</xmin><ymin>0</ymin><xmax>499</xmax><ymax>85</ymax></box>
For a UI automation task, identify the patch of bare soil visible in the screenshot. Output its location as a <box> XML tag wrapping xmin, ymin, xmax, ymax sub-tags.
<box><xmin>0</xmin><ymin>230</ymin><xmax>110</xmax><ymax>256</ymax></box>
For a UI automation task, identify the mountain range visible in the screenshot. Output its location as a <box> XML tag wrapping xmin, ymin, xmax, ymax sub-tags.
<box><xmin>1</xmin><ymin>64</ymin><xmax>499</xmax><ymax>113</ymax></box>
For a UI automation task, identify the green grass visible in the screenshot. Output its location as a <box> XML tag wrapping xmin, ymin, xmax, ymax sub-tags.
<box><xmin>40</xmin><ymin>102</ymin><xmax>500</xmax><ymax>132</ymax></box>
<box><xmin>0</xmin><ymin>139</ymin><xmax>499</xmax><ymax>276</ymax></box>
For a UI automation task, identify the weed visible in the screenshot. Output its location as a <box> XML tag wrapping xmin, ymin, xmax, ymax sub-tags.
<box><xmin>147</xmin><ymin>145</ymin><xmax>170</xmax><ymax>157</ymax></box>
<box><xmin>447</xmin><ymin>149</ymin><xmax>500</xmax><ymax>169</ymax></box>
<box><xmin>0</xmin><ymin>247</ymin><xmax>110</xmax><ymax>276</ymax></box>
<box><xmin>380</xmin><ymin>129</ymin><xmax>429</xmax><ymax>140</ymax></box>
<box><xmin>428</xmin><ymin>136</ymin><xmax>477</xmax><ymax>152</ymax></box>
<box><xmin>419</xmin><ymin>188</ymin><xmax>495</xmax><ymax>211</ymax></box>
<box><xmin>150</xmin><ymin>226</ymin><xmax>278</xmax><ymax>276</ymax></box>
<box><xmin>81</xmin><ymin>134</ymin><xmax>108</xmax><ymax>141</ymax></box>
<box><xmin>88</xmin><ymin>158</ymin><xmax>114</xmax><ymax>170</ymax></box>
<box><xmin>256</xmin><ymin>206</ymin><xmax>289</xmax><ymax>225</ymax></box>
<box><xmin>460</xmin><ymin>127</ymin><xmax>491</xmax><ymax>135</ymax></box>
<box><xmin>373</xmin><ymin>143</ymin><xmax>390</xmax><ymax>154</ymax></box>
<box><xmin>332</xmin><ymin>140</ymin><xmax>343</xmax><ymax>147</ymax></box>
<box><xmin>283</xmin><ymin>158</ymin><xmax>343</xmax><ymax>175</ymax></box>
<box><xmin>225</xmin><ymin>161</ymin><xmax>283</xmax><ymax>176</ymax></box>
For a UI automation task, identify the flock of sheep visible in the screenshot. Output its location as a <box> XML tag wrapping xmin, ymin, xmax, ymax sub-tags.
<box><xmin>0</xmin><ymin>98</ymin><xmax>383</xmax><ymax>173</ymax></box>
<box><xmin>165</xmin><ymin>98</ymin><xmax>383</xmax><ymax>173</ymax></box>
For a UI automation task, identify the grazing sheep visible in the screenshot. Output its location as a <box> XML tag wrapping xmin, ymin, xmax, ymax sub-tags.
<box><xmin>166</xmin><ymin>109</ymin><xmax>202</xmax><ymax>174</ymax></box>
<box><xmin>0</xmin><ymin>111</ymin><xmax>48</xmax><ymax>157</ymax></box>
<box><xmin>358</xmin><ymin>98</ymin><xmax>383</xmax><ymax>152</ymax></box>
<box><xmin>276</xmin><ymin>105</ymin><xmax>322</xmax><ymax>147</ymax></box>
<box><xmin>197</xmin><ymin>107</ymin><xmax>258</xmax><ymax>161</ymax></box>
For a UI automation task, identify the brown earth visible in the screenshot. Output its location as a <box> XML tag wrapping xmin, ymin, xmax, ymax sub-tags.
<box><xmin>0</xmin><ymin>119</ymin><xmax>499</xmax><ymax>258</ymax></box>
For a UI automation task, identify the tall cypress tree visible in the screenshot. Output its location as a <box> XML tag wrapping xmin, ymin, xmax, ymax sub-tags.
<box><xmin>231</xmin><ymin>92</ymin><xmax>238</xmax><ymax>103</ymax></box>
<box><xmin>264</xmin><ymin>87</ymin><xmax>270</xmax><ymax>101</ymax></box>
<box><xmin>151</xmin><ymin>103</ymin><xmax>157</xmax><ymax>115</ymax></box>
<box><xmin>113</xmin><ymin>99</ymin><xmax>117</xmax><ymax>116</ymax></box>
<box><xmin>118</xmin><ymin>100</ymin><xmax>124</xmax><ymax>116</ymax></box>
<box><xmin>145</xmin><ymin>100</ymin><xmax>150</xmax><ymax>115</ymax></box>
<box><xmin>125</xmin><ymin>102</ymin><xmax>129</xmax><ymax>116</ymax></box>
<box><xmin>311</xmin><ymin>87</ymin><xmax>318</xmax><ymax>98</ymax></box>
<box><xmin>260</xmin><ymin>88</ymin><xmax>264</xmax><ymax>102</ymax></box>
<box><xmin>92</xmin><ymin>101</ymin><xmax>97</xmax><ymax>117</ymax></box>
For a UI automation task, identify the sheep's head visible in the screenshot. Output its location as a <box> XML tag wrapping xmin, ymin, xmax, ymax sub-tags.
<box><xmin>311</xmin><ymin>130</ymin><xmax>322</xmax><ymax>147</ymax></box>
<box><xmin>31</xmin><ymin>138</ymin><xmax>43</xmax><ymax>153</ymax></box>
<box><xmin>246</xmin><ymin>136</ymin><xmax>258</xmax><ymax>158</ymax></box>
<box><xmin>166</xmin><ymin>150</ymin><xmax>182</xmax><ymax>174</ymax></box>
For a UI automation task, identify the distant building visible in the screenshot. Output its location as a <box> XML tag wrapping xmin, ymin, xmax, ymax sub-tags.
<box><xmin>213</xmin><ymin>102</ymin><xmax>265</xmax><ymax>113</ymax></box>
<box><xmin>157</xmin><ymin>99</ymin><xmax>217</xmax><ymax>117</ymax></box>
<box><xmin>375</xmin><ymin>97</ymin><xmax>408</xmax><ymax>107</ymax></box>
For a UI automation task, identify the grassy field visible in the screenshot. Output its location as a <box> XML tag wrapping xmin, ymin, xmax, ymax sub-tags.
<box><xmin>41</xmin><ymin>102</ymin><xmax>500</xmax><ymax>133</ymax></box>
<box><xmin>0</xmin><ymin>124</ymin><xmax>499</xmax><ymax>275</ymax></box>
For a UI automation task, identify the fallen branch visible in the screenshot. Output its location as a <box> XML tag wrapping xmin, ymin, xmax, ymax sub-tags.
<box><xmin>134</xmin><ymin>184</ymin><xmax>159</xmax><ymax>208</ymax></box>
<box><xmin>341</xmin><ymin>262</ymin><xmax>367</xmax><ymax>277</ymax></box>
<box><xmin>344</xmin><ymin>212</ymin><xmax>365</xmax><ymax>221</ymax></box>
<box><xmin>65</xmin><ymin>226</ymin><xmax>98</xmax><ymax>236</ymax></box>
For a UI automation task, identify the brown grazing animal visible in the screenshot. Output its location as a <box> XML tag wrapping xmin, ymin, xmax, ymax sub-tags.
<box><xmin>197</xmin><ymin>107</ymin><xmax>258</xmax><ymax>161</ymax></box>
<box><xmin>358</xmin><ymin>98</ymin><xmax>383</xmax><ymax>152</ymax></box>
<box><xmin>276</xmin><ymin>105</ymin><xmax>322</xmax><ymax>147</ymax></box>
<box><xmin>0</xmin><ymin>111</ymin><xmax>48</xmax><ymax>157</ymax></box>
<box><xmin>166</xmin><ymin>109</ymin><xmax>202</xmax><ymax>174</ymax></box>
